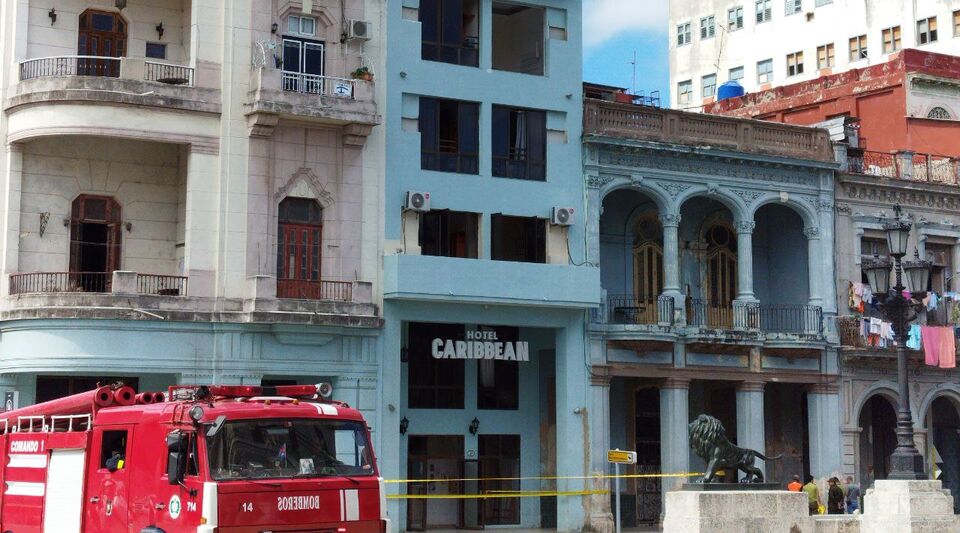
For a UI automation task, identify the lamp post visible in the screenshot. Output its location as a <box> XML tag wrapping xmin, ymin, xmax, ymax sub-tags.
<box><xmin>861</xmin><ymin>205</ymin><xmax>932</xmax><ymax>480</ymax></box>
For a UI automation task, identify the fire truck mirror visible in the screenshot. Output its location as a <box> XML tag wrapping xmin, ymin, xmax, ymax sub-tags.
<box><xmin>166</xmin><ymin>431</ymin><xmax>188</xmax><ymax>485</ymax></box>
<box><xmin>207</xmin><ymin>415</ymin><xmax>227</xmax><ymax>438</ymax></box>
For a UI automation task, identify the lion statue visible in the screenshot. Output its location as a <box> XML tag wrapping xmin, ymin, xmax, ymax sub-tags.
<box><xmin>688</xmin><ymin>414</ymin><xmax>781</xmax><ymax>483</ymax></box>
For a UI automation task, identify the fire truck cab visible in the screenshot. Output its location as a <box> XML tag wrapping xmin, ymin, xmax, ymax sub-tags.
<box><xmin>0</xmin><ymin>383</ymin><xmax>389</xmax><ymax>533</ymax></box>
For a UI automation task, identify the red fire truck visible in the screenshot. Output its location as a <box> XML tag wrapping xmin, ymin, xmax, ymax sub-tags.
<box><xmin>0</xmin><ymin>383</ymin><xmax>389</xmax><ymax>533</ymax></box>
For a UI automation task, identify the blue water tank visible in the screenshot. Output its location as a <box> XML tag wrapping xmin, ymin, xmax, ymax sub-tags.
<box><xmin>717</xmin><ymin>81</ymin><xmax>745</xmax><ymax>101</ymax></box>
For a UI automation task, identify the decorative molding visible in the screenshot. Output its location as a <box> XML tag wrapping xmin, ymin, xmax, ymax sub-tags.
<box><xmin>731</xmin><ymin>188</ymin><xmax>763</xmax><ymax>205</ymax></box>
<box><xmin>737</xmin><ymin>381</ymin><xmax>766</xmax><ymax>393</ymax></box>
<box><xmin>343</xmin><ymin>123</ymin><xmax>374</xmax><ymax>147</ymax></box>
<box><xmin>836</xmin><ymin>203</ymin><xmax>853</xmax><ymax>215</ymax></box>
<box><xmin>657</xmin><ymin>181</ymin><xmax>692</xmax><ymax>198</ymax></box>
<box><xmin>804</xmin><ymin>196</ymin><xmax>833</xmax><ymax>213</ymax></box>
<box><xmin>842</xmin><ymin>182</ymin><xmax>960</xmax><ymax>212</ymax></box>
<box><xmin>274</xmin><ymin>167</ymin><xmax>335</xmax><ymax>207</ymax></box>
<box><xmin>734</xmin><ymin>220</ymin><xmax>756</xmax><ymax>234</ymax></box>
<box><xmin>246</xmin><ymin>111</ymin><xmax>280</xmax><ymax>138</ymax></box>
<box><xmin>662</xmin><ymin>377</ymin><xmax>691</xmax><ymax>390</ymax></box>
<box><xmin>586</xmin><ymin>175</ymin><xmax>615</xmax><ymax>189</ymax></box>
<box><xmin>804</xmin><ymin>226</ymin><xmax>821</xmax><ymax>240</ymax></box>
<box><xmin>659</xmin><ymin>213</ymin><xmax>682</xmax><ymax>227</ymax></box>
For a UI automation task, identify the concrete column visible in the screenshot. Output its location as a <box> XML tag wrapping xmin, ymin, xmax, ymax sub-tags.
<box><xmin>804</xmin><ymin>227</ymin><xmax>823</xmax><ymax>307</ymax></box>
<box><xmin>380</xmin><ymin>305</ymin><xmax>404</xmax><ymax>527</ymax></box>
<box><xmin>817</xmin><ymin>194</ymin><xmax>838</xmax><ymax>315</ymax></box>
<box><xmin>0</xmin><ymin>144</ymin><xmax>23</xmax><ymax>296</ymax></box>
<box><xmin>807</xmin><ymin>384</ymin><xmax>843</xmax><ymax>479</ymax></box>
<box><xmin>896</xmin><ymin>150</ymin><xmax>915</xmax><ymax>180</ymax></box>
<box><xmin>660</xmin><ymin>378</ymin><xmax>691</xmax><ymax>499</ymax></box>
<box><xmin>734</xmin><ymin>220</ymin><xmax>756</xmax><ymax>301</ymax></box>
<box><xmin>588</xmin><ymin>373</ymin><xmax>614</xmax><ymax>533</ymax></box>
<box><xmin>184</xmin><ymin>148</ymin><xmax>220</xmax><ymax>297</ymax></box>
<box><xmin>660</xmin><ymin>214</ymin><xmax>684</xmax><ymax>321</ymax></box>
<box><xmin>736</xmin><ymin>381</ymin><xmax>766</xmax><ymax>478</ymax></box>
<box><xmin>952</xmin><ymin>239</ymin><xmax>960</xmax><ymax>292</ymax></box>
<box><xmin>586</xmin><ymin>187</ymin><xmax>602</xmax><ymax>267</ymax></box>
<box><xmin>555</xmin><ymin>315</ymin><xmax>589</xmax><ymax>532</ymax></box>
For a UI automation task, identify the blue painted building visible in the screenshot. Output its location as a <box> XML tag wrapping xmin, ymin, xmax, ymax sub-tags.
<box><xmin>369</xmin><ymin>1</ymin><xmax>602</xmax><ymax>530</ymax></box>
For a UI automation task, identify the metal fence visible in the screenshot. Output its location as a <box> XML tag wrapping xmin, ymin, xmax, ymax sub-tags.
<box><xmin>758</xmin><ymin>304</ymin><xmax>822</xmax><ymax>334</ymax></box>
<box><xmin>848</xmin><ymin>150</ymin><xmax>959</xmax><ymax>184</ymax></box>
<box><xmin>19</xmin><ymin>56</ymin><xmax>121</xmax><ymax>80</ymax></box>
<box><xmin>281</xmin><ymin>72</ymin><xmax>356</xmax><ymax>98</ymax></box>
<box><xmin>605</xmin><ymin>294</ymin><xmax>675</xmax><ymax>325</ymax></box>
<box><xmin>277</xmin><ymin>280</ymin><xmax>353</xmax><ymax>302</ymax></box>
<box><xmin>137</xmin><ymin>274</ymin><xmax>188</xmax><ymax>296</ymax></box>
<box><xmin>9</xmin><ymin>272</ymin><xmax>111</xmax><ymax>294</ymax></box>
<box><xmin>144</xmin><ymin>61</ymin><xmax>195</xmax><ymax>86</ymax></box>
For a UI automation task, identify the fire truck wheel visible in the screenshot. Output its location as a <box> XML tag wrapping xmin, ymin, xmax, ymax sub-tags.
<box><xmin>141</xmin><ymin>528</ymin><xmax>166</xmax><ymax>533</ymax></box>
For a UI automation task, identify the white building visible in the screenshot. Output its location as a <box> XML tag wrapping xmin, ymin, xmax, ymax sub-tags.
<box><xmin>668</xmin><ymin>0</ymin><xmax>960</xmax><ymax>108</ymax></box>
<box><xmin>0</xmin><ymin>0</ymin><xmax>384</xmax><ymax>411</ymax></box>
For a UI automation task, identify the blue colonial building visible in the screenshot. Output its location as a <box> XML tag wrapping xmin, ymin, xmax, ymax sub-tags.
<box><xmin>581</xmin><ymin>87</ymin><xmax>842</xmax><ymax>526</ymax></box>
<box><xmin>371</xmin><ymin>1</ymin><xmax>602</xmax><ymax>531</ymax></box>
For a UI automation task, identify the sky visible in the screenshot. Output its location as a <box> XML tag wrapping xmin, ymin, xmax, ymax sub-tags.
<box><xmin>582</xmin><ymin>0</ymin><xmax>670</xmax><ymax>105</ymax></box>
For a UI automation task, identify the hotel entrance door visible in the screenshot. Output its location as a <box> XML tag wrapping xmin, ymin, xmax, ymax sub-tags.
<box><xmin>408</xmin><ymin>436</ymin><xmax>465</xmax><ymax>530</ymax></box>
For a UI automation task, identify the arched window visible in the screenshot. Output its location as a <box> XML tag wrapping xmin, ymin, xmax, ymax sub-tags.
<box><xmin>927</xmin><ymin>107</ymin><xmax>951</xmax><ymax>120</ymax></box>
<box><xmin>704</xmin><ymin>222</ymin><xmax>738</xmax><ymax>327</ymax></box>
<box><xmin>277</xmin><ymin>197</ymin><xmax>323</xmax><ymax>299</ymax></box>
<box><xmin>632</xmin><ymin>214</ymin><xmax>664</xmax><ymax>322</ymax></box>
<box><xmin>78</xmin><ymin>10</ymin><xmax>127</xmax><ymax>77</ymax></box>
<box><xmin>69</xmin><ymin>195</ymin><xmax>122</xmax><ymax>291</ymax></box>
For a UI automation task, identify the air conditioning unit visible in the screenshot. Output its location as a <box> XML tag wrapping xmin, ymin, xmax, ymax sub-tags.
<box><xmin>551</xmin><ymin>206</ymin><xmax>575</xmax><ymax>226</ymax></box>
<box><xmin>405</xmin><ymin>191</ymin><xmax>431</xmax><ymax>212</ymax></box>
<box><xmin>348</xmin><ymin>20</ymin><xmax>372</xmax><ymax>40</ymax></box>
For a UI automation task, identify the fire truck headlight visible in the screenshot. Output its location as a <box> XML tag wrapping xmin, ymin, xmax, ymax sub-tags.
<box><xmin>189</xmin><ymin>405</ymin><xmax>205</xmax><ymax>423</ymax></box>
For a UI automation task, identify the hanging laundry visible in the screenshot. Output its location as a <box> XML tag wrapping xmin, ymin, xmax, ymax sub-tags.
<box><xmin>926</xmin><ymin>292</ymin><xmax>939</xmax><ymax>311</ymax></box>
<box><xmin>921</xmin><ymin>326</ymin><xmax>940</xmax><ymax>367</ymax></box>
<box><xmin>907</xmin><ymin>324</ymin><xmax>922</xmax><ymax>350</ymax></box>
<box><xmin>939</xmin><ymin>328</ymin><xmax>956</xmax><ymax>369</ymax></box>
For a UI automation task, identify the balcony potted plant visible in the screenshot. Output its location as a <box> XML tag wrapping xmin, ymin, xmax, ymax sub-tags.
<box><xmin>351</xmin><ymin>66</ymin><xmax>373</xmax><ymax>82</ymax></box>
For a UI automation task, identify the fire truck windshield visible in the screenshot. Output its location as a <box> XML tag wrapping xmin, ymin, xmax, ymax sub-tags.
<box><xmin>206</xmin><ymin>418</ymin><xmax>374</xmax><ymax>481</ymax></box>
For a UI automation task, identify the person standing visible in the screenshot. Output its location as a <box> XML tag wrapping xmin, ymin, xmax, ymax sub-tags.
<box><xmin>802</xmin><ymin>475</ymin><xmax>821</xmax><ymax>515</ymax></box>
<box><xmin>827</xmin><ymin>477</ymin><xmax>845</xmax><ymax>514</ymax></box>
<box><xmin>845</xmin><ymin>476</ymin><xmax>861</xmax><ymax>514</ymax></box>
<box><xmin>787</xmin><ymin>475</ymin><xmax>803</xmax><ymax>492</ymax></box>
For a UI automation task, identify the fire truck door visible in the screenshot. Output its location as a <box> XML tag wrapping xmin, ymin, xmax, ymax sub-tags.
<box><xmin>43</xmin><ymin>449</ymin><xmax>86</xmax><ymax>533</ymax></box>
<box><xmin>84</xmin><ymin>426</ymin><xmax>133</xmax><ymax>532</ymax></box>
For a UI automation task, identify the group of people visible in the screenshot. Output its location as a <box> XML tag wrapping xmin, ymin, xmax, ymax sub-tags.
<box><xmin>787</xmin><ymin>474</ymin><xmax>861</xmax><ymax>515</ymax></box>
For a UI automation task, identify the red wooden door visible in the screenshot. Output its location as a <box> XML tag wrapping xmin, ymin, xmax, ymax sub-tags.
<box><xmin>277</xmin><ymin>223</ymin><xmax>323</xmax><ymax>299</ymax></box>
<box><xmin>78</xmin><ymin>10</ymin><xmax>126</xmax><ymax>77</ymax></box>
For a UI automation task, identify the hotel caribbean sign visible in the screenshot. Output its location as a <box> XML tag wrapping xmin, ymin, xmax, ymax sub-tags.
<box><xmin>431</xmin><ymin>330</ymin><xmax>530</xmax><ymax>362</ymax></box>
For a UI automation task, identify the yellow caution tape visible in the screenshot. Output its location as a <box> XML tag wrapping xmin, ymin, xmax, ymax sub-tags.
<box><xmin>384</xmin><ymin>472</ymin><xmax>702</xmax><ymax>484</ymax></box>
<box><xmin>388</xmin><ymin>490</ymin><xmax>608</xmax><ymax>500</ymax></box>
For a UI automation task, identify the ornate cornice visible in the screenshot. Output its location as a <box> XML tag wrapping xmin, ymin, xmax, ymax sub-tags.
<box><xmin>659</xmin><ymin>213</ymin><xmax>682</xmax><ymax>227</ymax></box>
<box><xmin>734</xmin><ymin>220</ymin><xmax>756</xmax><ymax>234</ymax></box>
<box><xmin>804</xmin><ymin>226</ymin><xmax>821</xmax><ymax>239</ymax></box>
<box><xmin>586</xmin><ymin>175</ymin><xmax>615</xmax><ymax>189</ymax></box>
<box><xmin>657</xmin><ymin>181</ymin><xmax>692</xmax><ymax>198</ymax></box>
<box><xmin>840</xmin><ymin>178</ymin><xmax>960</xmax><ymax>212</ymax></box>
<box><xmin>731</xmin><ymin>188</ymin><xmax>763</xmax><ymax>205</ymax></box>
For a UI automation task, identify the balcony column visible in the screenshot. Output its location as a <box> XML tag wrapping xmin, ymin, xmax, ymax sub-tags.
<box><xmin>555</xmin><ymin>317</ymin><xmax>589</xmax><ymax>532</ymax></box>
<box><xmin>952</xmin><ymin>238</ymin><xmax>960</xmax><ymax>292</ymax></box>
<box><xmin>660</xmin><ymin>213</ymin><xmax>684</xmax><ymax>321</ymax></box>
<box><xmin>734</xmin><ymin>220</ymin><xmax>756</xmax><ymax>302</ymax></box>
<box><xmin>660</xmin><ymin>378</ymin><xmax>690</xmax><ymax>505</ymax></box>
<box><xmin>804</xmin><ymin>226</ymin><xmax>823</xmax><ymax>307</ymax></box>
<box><xmin>807</xmin><ymin>383</ymin><xmax>843</xmax><ymax>479</ymax></box>
<box><xmin>0</xmin><ymin>144</ymin><xmax>23</xmax><ymax>296</ymax></box>
<box><xmin>736</xmin><ymin>381</ymin><xmax>766</xmax><ymax>479</ymax></box>
<box><xmin>587</xmin><ymin>372</ymin><xmax>614</xmax><ymax>533</ymax></box>
<box><xmin>184</xmin><ymin>147</ymin><xmax>220</xmax><ymax>297</ymax></box>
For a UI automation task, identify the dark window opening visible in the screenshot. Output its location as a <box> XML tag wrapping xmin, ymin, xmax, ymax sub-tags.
<box><xmin>69</xmin><ymin>195</ymin><xmax>121</xmax><ymax>292</ymax></box>
<box><xmin>420</xmin><ymin>97</ymin><xmax>479</xmax><ymax>174</ymax></box>
<box><xmin>281</xmin><ymin>37</ymin><xmax>325</xmax><ymax>94</ymax></box>
<box><xmin>420</xmin><ymin>0</ymin><xmax>480</xmax><ymax>67</ymax></box>
<box><xmin>145</xmin><ymin>42</ymin><xmax>167</xmax><ymax>59</ymax></box>
<box><xmin>407</xmin><ymin>322</ymin><xmax>466</xmax><ymax>409</ymax></box>
<box><xmin>491</xmin><ymin>215</ymin><xmax>546</xmax><ymax>263</ymax></box>
<box><xmin>419</xmin><ymin>210</ymin><xmax>480</xmax><ymax>258</ymax></box>
<box><xmin>77</xmin><ymin>10</ymin><xmax>126</xmax><ymax>77</ymax></box>
<box><xmin>100</xmin><ymin>430</ymin><xmax>128</xmax><ymax>469</ymax></box>
<box><xmin>492</xmin><ymin>106</ymin><xmax>546</xmax><ymax>180</ymax></box>
<box><xmin>479</xmin><ymin>435</ymin><xmax>521</xmax><ymax>524</ymax></box>
<box><xmin>492</xmin><ymin>2</ymin><xmax>545</xmax><ymax>75</ymax></box>
<box><xmin>36</xmin><ymin>376</ymin><xmax>139</xmax><ymax>404</ymax></box>
<box><xmin>477</xmin><ymin>326</ymin><xmax>520</xmax><ymax>410</ymax></box>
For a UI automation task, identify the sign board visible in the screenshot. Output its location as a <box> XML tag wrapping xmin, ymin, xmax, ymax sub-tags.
<box><xmin>431</xmin><ymin>330</ymin><xmax>530</xmax><ymax>362</ymax></box>
<box><xmin>607</xmin><ymin>450</ymin><xmax>637</xmax><ymax>464</ymax></box>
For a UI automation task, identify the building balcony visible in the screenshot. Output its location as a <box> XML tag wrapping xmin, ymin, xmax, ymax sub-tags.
<box><xmin>845</xmin><ymin>149</ymin><xmax>960</xmax><ymax>184</ymax></box>
<box><xmin>583</xmin><ymin>98</ymin><xmax>835</xmax><ymax>163</ymax></box>
<box><xmin>3</xmin><ymin>271</ymin><xmax>377</xmax><ymax>327</ymax></box>
<box><xmin>383</xmin><ymin>254</ymin><xmax>601</xmax><ymax>308</ymax></box>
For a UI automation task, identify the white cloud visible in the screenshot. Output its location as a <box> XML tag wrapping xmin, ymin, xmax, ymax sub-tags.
<box><xmin>583</xmin><ymin>0</ymin><xmax>668</xmax><ymax>47</ymax></box>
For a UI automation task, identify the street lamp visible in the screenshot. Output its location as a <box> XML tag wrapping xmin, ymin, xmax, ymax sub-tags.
<box><xmin>861</xmin><ymin>205</ymin><xmax>932</xmax><ymax>480</ymax></box>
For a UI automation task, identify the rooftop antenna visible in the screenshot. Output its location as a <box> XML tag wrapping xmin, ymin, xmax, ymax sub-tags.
<box><xmin>630</xmin><ymin>50</ymin><xmax>637</xmax><ymax>95</ymax></box>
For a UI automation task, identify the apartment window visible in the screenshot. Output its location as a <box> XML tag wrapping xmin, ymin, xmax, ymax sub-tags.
<box><xmin>786</xmin><ymin>51</ymin><xmax>804</xmax><ymax>76</ymax></box>
<box><xmin>848</xmin><ymin>35</ymin><xmax>867</xmax><ymax>61</ymax></box>
<box><xmin>700</xmin><ymin>16</ymin><xmax>715</xmax><ymax>39</ymax></box>
<box><xmin>954</xmin><ymin>10</ymin><xmax>960</xmax><ymax>36</ymax></box>
<box><xmin>407</xmin><ymin>323</ymin><xmax>465</xmax><ymax>409</ymax></box>
<box><xmin>677</xmin><ymin>79</ymin><xmax>692</xmax><ymax>105</ymax></box>
<box><xmin>702</xmin><ymin>74</ymin><xmax>717</xmax><ymax>98</ymax></box>
<box><xmin>492</xmin><ymin>2</ymin><xmax>544</xmax><ymax>75</ymax></box>
<box><xmin>477</xmin><ymin>326</ymin><xmax>520</xmax><ymax>410</ymax></box>
<box><xmin>492</xmin><ymin>106</ymin><xmax>546</xmax><ymax>180</ymax></box>
<box><xmin>677</xmin><ymin>22</ymin><xmax>691</xmax><ymax>45</ymax></box>
<box><xmin>917</xmin><ymin>17</ymin><xmax>938</xmax><ymax>45</ymax></box>
<box><xmin>756</xmin><ymin>59</ymin><xmax>773</xmax><ymax>83</ymax></box>
<box><xmin>755</xmin><ymin>0</ymin><xmax>772</xmax><ymax>23</ymax></box>
<box><xmin>421</xmin><ymin>0</ymin><xmax>480</xmax><ymax>67</ymax></box>
<box><xmin>728</xmin><ymin>6</ymin><xmax>744</xmax><ymax>30</ymax></box>
<box><xmin>729</xmin><ymin>66</ymin><xmax>744</xmax><ymax>82</ymax></box>
<box><xmin>419</xmin><ymin>97</ymin><xmax>480</xmax><ymax>174</ymax></box>
<box><xmin>491</xmin><ymin>215</ymin><xmax>545</xmax><ymax>263</ymax></box>
<box><xmin>287</xmin><ymin>15</ymin><xmax>316</xmax><ymax>37</ymax></box>
<box><xmin>420</xmin><ymin>210</ymin><xmax>480</xmax><ymax>258</ymax></box>
<box><xmin>882</xmin><ymin>26</ymin><xmax>901</xmax><ymax>53</ymax></box>
<box><xmin>816</xmin><ymin>43</ymin><xmax>835</xmax><ymax>68</ymax></box>
<box><xmin>145</xmin><ymin>42</ymin><xmax>166</xmax><ymax>59</ymax></box>
<box><xmin>785</xmin><ymin>0</ymin><xmax>801</xmax><ymax>16</ymax></box>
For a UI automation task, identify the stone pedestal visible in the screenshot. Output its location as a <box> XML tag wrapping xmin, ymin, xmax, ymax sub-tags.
<box><xmin>663</xmin><ymin>490</ymin><xmax>813</xmax><ymax>533</ymax></box>
<box><xmin>859</xmin><ymin>480</ymin><xmax>960</xmax><ymax>532</ymax></box>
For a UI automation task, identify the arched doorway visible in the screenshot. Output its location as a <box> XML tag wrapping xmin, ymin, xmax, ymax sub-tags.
<box><xmin>632</xmin><ymin>214</ymin><xmax>663</xmax><ymax>324</ymax></box>
<box><xmin>679</xmin><ymin>197</ymin><xmax>738</xmax><ymax>328</ymax></box>
<box><xmin>78</xmin><ymin>10</ymin><xmax>127</xmax><ymax>77</ymax></box>
<box><xmin>276</xmin><ymin>197</ymin><xmax>323</xmax><ymax>299</ymax></box>
<box><xmin>929</xmin><ymin>396</ymin><xmax>960</xmax><ymax>512</ymax></box>
<box><xmin>69</xmin><ymin>195</ymin><xmax>122</xmax><ymax>292</ymax></box>
<box><xmin>858</xmin><ymin>394</ymin><xmax>898</xmax><ymax>484</ymax></box>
